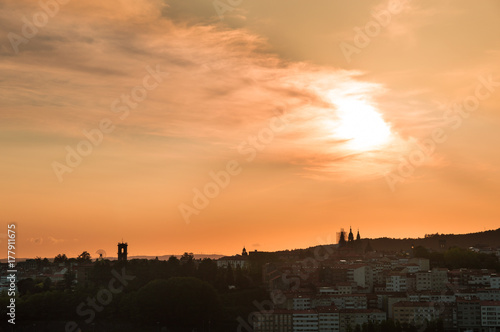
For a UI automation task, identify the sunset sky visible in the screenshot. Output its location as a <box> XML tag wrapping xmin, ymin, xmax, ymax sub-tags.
<box><xmin>1</xmin><ymin>0</ymin><xmax>499</xmax><ymax>259</ymax></box>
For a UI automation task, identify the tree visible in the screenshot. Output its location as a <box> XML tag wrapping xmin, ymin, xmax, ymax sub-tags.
<box><xmin>197</xmin><ymin>258</ymin><xmax>218</xmax><ymax>284</ymax></box>
<box><xmin>180</xmin><ymin>252</ymin><xmax>195</xmax><ymax>276</ymax></box>
<box><xmin>413</xmin><ymin>246</ymin><xmax>429</xmax><ymax>259</ymax></box>
<box><xmin>41</xmin><ymin>258</ymin><xmax>50</xmax><ymax>267</ymax></box>
<box><xmin>77</xmin><ymin>251</ymin><xmax>91</xmax><ymax>262</ymax></box>
<box><xmin>166</xmin><ymin>255</ymin><xmax>180</xmax><ymax>278</ymax></box>
<box><xmin>180</xmin><ymin>252</ymin><xmax>194</xmax><ymax>262</ymax></box>
<box><xmin>54</xmin><ymin>254</ymin><xmax>68</xmax><ymax>264</ymax></box>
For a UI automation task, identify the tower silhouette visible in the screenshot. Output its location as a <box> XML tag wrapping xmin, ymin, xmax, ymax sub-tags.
<box><xmin>117</xmin><ymin>242</ymin><xmax>128</xmax><ymax>261</ymax></box>
<box><xmin>338</xmin><ymin>228</ymin><xmax>346</xmax><ymax>247</ymax></box>
<box><xmin>348</xmin><ymin>227</ymin><xmax>354</xmax><ymax>242</ymax></box>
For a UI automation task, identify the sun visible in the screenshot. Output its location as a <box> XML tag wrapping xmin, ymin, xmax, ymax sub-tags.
<box><xmin>331</xmin><ymin>98</ymin><xmax>392</xmax><ymax>151</ymax></box>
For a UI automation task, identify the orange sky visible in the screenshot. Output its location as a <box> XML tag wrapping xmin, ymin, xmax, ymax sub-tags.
<box><xmin>1</xmin><ymin>0</ymin><xmax>499</xmax><ymax>259</ymax></box>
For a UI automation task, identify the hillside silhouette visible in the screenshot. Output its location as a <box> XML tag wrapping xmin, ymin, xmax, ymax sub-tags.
<box><xmin>361</xmin><ymin>228</ymin><xmax>500</xmax><ymax>252</ymax></box>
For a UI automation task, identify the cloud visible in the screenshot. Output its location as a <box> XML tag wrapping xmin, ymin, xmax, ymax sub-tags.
<box><xmin>0</xmin><ymin>0</ymin><xmax>432</xmax><ymax>181</ymax></box>
<box><xmin>161</xmin><ymin>0</ymin><xmax>247</xmax><ymax>27</ymax></box>
<box><xmin>29</xmin><ymin>237</ymin><xmax>43</xmax><ymax>245</ymax></box>
<box><xmin>47</xmin><ymin>236</ymin><xmax>78</xmax><ymax>244</ymax></box>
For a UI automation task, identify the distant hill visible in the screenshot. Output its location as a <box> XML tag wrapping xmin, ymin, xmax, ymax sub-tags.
<box><xmin>3</xmin><ymin>229</ymin><xmax>498</xmax><ymax>263</ymax></box>
<box><xmin>281</xmin><ymin>228</ymin><xmax>500</xmax><ymax>258</ymax></box>
<box><xmin>363</xmin><ymin>228</ymin><xmax>500</xmax><ymax>252</ymax></box>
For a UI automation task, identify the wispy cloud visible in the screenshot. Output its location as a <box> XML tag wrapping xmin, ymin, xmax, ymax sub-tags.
<box><xmin>0</xmin><ymin>0</ymin><xmax>428</xmax><ymax>181</ymax></box>
<box><xmin>29</xmin><ymin>237</ymin><xmax>43</xmax><ymax>245</ymax></box>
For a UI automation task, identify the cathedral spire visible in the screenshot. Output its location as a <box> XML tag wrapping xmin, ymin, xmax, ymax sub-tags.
<box><xmin>338</xmin><ymin>229</ymin><xmax>346</xmax><ymax>247</ymax></box>
<box><xmin>348</xmin><ymin>226</ymin><xmax>354</xmax><ymax>242</ymax></box>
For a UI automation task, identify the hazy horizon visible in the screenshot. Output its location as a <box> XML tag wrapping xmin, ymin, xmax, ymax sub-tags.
<box><xmin>1</xmin><ymin>226</ymin><xmax>498</xmax><ymax>260</ymax></box>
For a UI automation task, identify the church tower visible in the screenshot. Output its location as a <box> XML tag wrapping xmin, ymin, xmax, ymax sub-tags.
<box><xmin>348</xmin><ymin>227</ymin><xmax>354</xmax><ymax>242</ymax></box>
<box><xmin>338</xmin><ymin>229</ymin><xmax>346</xmax><ymax>247</ymax></box>
<box><xmin>242</xmin><ymin>247</ymin><xmax>248</xmax><ymax>256</ymax></box>
<box><xmin>118</xmin><ymin>242</ymin><xmax>128</xmax><ymax>261</ymax></box>
<box><xmin>356</xmin><ymin>229</ymin><xmax>361</xmax><ymax>241</ymax></box>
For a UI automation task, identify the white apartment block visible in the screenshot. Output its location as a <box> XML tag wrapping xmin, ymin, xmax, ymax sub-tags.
<box><xmin>481</xmin><ymin>301</ymin><xmax>500</xmax><ymax>329</ymax></box>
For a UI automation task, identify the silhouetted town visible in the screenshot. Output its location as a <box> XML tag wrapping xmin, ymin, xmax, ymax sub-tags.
<box><xmin>1</xmin><ymin>229</ymin><xmax>500</xmax><ymax>331</ymax></box>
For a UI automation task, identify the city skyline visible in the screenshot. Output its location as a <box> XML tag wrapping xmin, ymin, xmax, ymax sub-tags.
<box><xmin>2</xmin><ymin>226</ymin><xmax>499</xmax><ymax>261</ymax></box>
<box><xmin>1</xmin><ymin>0</ymin><xmax>500</xmax><ymax>259</ymax></box>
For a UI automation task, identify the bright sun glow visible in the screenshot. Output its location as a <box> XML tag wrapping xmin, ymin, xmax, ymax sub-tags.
<box><xmin>332</xmin><ymin>98</ymin><xmax>392</xmax><ymax>151</ymax></box>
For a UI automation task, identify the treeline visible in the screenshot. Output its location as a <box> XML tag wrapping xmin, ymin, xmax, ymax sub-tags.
<box><xmin>0</xmin><ymin>253</ymin><xmax>271</xmax><ymax>331</ymax></box>
<box><xmin>414</xmin><ymin>246</ymin><xmax>500</xmax><ymax>271</ymax></box>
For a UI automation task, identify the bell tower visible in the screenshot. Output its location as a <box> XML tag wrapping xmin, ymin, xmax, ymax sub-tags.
<box><xmin>118</xmin><ymin>242</ymin><xmax>128</xmax><ymax>261</ymax></box>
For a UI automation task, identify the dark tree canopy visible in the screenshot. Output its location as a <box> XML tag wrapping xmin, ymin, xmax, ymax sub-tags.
<box><xmin>133</xmin><ymin>277</ymin><xmax>222</xmax><ymax>328</ymax></box>
<box><xmin>77</xmin><ymin>251</ymin><xmax>91</xmax><ymax>262</ymax></box>
<box><xmin>54</xmin><ymin>253</ymin><xmax>68</xmax><ymax>264</ymax></box>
